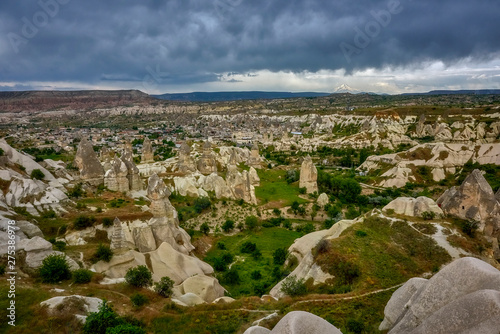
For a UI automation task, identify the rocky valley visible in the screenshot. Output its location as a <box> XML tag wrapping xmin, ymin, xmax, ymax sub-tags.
<box><xmin>0</xmin><ymin>91</ymin><xmax>500</xmax><ymax>333</ymax></box>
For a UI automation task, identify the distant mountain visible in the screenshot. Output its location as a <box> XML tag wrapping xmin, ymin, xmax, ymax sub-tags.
<box><xmin>402</xmin><ymin>89</ymin><xmax>500</xmax><ymax>96</ymax></box>
<box><xmin>0</xmin><ymin>90</ymin><xmax>153</xmax><ymax>113</ymax></box>
<box><xmin>152</xmin><ymin>91</ymin><xmax>330</xmax><ymax>102</ymax></box>
<box><xmin>333</xmin><ymin>84</ymin><xmax>361</xmax><ymax>94</ymax></box>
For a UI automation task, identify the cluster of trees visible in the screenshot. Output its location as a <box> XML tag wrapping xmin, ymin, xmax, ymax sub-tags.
<box><xmin>317</xmin><ymin>170</ymin><xmax>362</xmax><ymax>204</ymax></box>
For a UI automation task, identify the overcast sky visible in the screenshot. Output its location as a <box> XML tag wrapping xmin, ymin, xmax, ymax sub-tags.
<box><xmin>1</xmin><ymin>0</ymin><xmax>499</xmax><ymax>94</ymax></box>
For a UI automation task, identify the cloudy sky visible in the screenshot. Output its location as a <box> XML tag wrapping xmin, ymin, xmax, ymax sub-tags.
<box><xmin>1</xmin><ymin>0</ymin><xmax>499</xmax><ymax>94</ymax></box>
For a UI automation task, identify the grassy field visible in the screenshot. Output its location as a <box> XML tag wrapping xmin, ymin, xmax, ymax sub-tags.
<box><xmin>255</xmin><ymin>169</ymin><xmax>308</xmax><ymax>207</ymax></box>
<box><xmin>204</xmin><ymin>227</ymin><xmax>301</xmax><ymax>297</ymax></box>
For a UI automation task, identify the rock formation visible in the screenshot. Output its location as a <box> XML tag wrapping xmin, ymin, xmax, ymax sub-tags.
<box><xmin>384</xmin><ymin>197</ymin><xmax>443</xmax><ymax>218</ymax></box>
<box><xmin>141</xmin><ymin>137</ymin><xmax>154</xmax><ymax>163</ymax></box>
<box><xmin>121</xmin><ymin>141</ymin><xmax>143</xmax><ymax>191</ymax></box>
<box><xmin>177</xmin><ymin>142</ymin><xmax>196</xmax><ymax>174</ymax></box>
<box><xmin>248</xmin><ymin>142</ymin><xmax>262</xmax><ymax>168</ymax></box>
<box><xmin>226</xmin><ymin>163</ymin><xmax>257</xmax><ymax>205</ymax></box>
<box><xmin>40</xmin><ymin>295</ymin><xmax>103</xmax><ymax>323</ymax></box>
<box><xmin>196</xmin><ymin>141</ymin><xmax>217</xmax><ymax>175</ymax></box>
<box><xmin>110</xmin><ymin>217</ymin><xmax>129</xmax><ymax>251</ymax></box>
<box><xmin>104</xmin><ymin>156</ymin><xmax>129</xmax><ymax>192</ymax></box>
<box><xmin>243</xmin><ymin>311</ymin><xmax>343</xmax><ymax>334</ymax></box>
<box><xmin>437</xmin><ymin>169</ymin><xmax>500</xmax><ymax>238</ymax></box>
<box><xmin>380</xmin><ymin>257</ymin><xmax>500</xmax><ymax>334</ymax></box>
<box><xmin>299</xmin><ymin>155</ymin><xmax>318</xmax><ymax>194</ymax></box>
<box><xmin>317</xmin><ymin>193</ymin><xmax>329</xmax><ymax>207</ymax></box>
<box><xmin>74</xmin><ymin>137</ymin><xmax>104</xmax><ymax>186</ymax></box>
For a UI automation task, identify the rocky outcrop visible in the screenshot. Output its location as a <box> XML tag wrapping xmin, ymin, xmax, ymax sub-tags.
<box><xmin>40</xmin><ymin>295</ymin><xmax>103</xmax><ymax>323</ymax></box>
<box><xmin>380</xmin><ymin>257</ymin><xmax>500</xmax><ymax>334</ymax></box>
<box><xmin>299</xmin><ymin>156</ymin><xmax>318</xmax><ymax>194</ymax></box>
<box><xmin>270</xmin><ymin>219</ymin><xmax>357</xmax><ymax>298</ymax></box>
<box><xmin>437</xmin><ymin>169</ymin><xmax>500</xmax><ymax>238</ymax></box>
<box><xmin>121</xmin><ymin>142</ymin><xmax>143</xmax><ymax>191</ymax></box>
<box><xmin>141</xmin><ymin>137</ymin><xmax>154</xmax><ymax>163</ymax></box>
<box><xmin>197</xmin><ymin>141</ymin><xmax>217</xmax><ymax>175</ymax></box>
<box><xmin>74</xmin><ymin>138</ymin><xmax>104</xmax><ymax>186</ymax></box>
<box><xmin>248</xmin><ymin>142</ymin><xmax>262</xmax><ymax>168</ymax></box>
<box><xmin>317</xmin><ymin>193</ymin><xmax>329</xmax><ymax>207</ymax></box>
<box><xmin>173</xmin><ymin>275</ymin><xmax>225</xmax><ymax>303</ymax></box>
<box><xmin>249</xmin><ymin>167</ymin><xmax>260</xmax><ymax>186</ymax></box>
<box><xmin>110</xmin><ymin>217</ymin><xmax>130</xmax><ymax>252</ymax></box>
<box><xmin>226</xmin><ymin>164</ymin><xmax>257</xmax><ymax>204</ymax></box>
<box><xmin>177</xmin><ymin>142</ymin><xmax>196</xmax><ymax>174</ymax></box>
<box><xmin>359</xmin><ymin>143</ymin><xmax>500</xmax><ymax>188</ymax></box>
<box><xmin>383</xmin><ymin>197</ymin><xmax>443</xmax><ymax>218</ymax></box>
<box><xmin>104</xmin><ymin>157</ymin><xmax>129</xmax><ymax>192</ymax></box>
<box><xmin>244</xmin><ymin>311</ymin><xmax>343</xmax><ymax>334</ymax></box>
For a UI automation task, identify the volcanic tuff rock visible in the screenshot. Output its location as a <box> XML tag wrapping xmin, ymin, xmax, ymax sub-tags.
<box><xmin>197</xmin><ymin>141</ymin><xmax>218</xmax><ymax>175</ymax></box>
<box><xmin>104</xmin><ymin>156</ymin><xmax>129</xmax><ymax>192</ymax></box>
<box><xmin>177</xmin><ymin>142</ymin><xmax>197</xmax><ymax>174</ymax></box>
<box><xmin>359</xmin><ymin>142</ymin><xmax>500</xmax><ymax>188</ymax></box>
<box><xmin>248</xmin><ymin>142</ymin><xmax>262</xmax><ymax>168</ymax></box>
<box><xmin>141</xmin><ymin>137</ymin><xmax>154</xmax><ymax>163</ymax></box>
<box><xmin>40</xmin><ymin>295</ymin><xmax>103</xmax><ymax>323</ymax></box>
<box><xmin>121</xmin><ymin>141</ymin><xmax>143</xmax><ymax>191</ymax></box>
<box><xmin>244</xmin><ymin>311</ymin><xmax>343</xmax><ymax>334</ymax></box>
<box><xmin>383</xmin><ymin>197</ymin><xmax>443</xmax><ymax>218</ymax></box>
<box><xmin>74</xmin><ymin>137</ymin><xmax>104</xmax><ymax>186</ymax></box>
<box><xmin>381</xmin><ymin>257</ymin><xmax>500</xmax><ymax>334</ymax></box>
<box><xmin>317</xmin><ymin>193</ymin><xmax>329</xmax><ymax>207</ymax></box>
<box><xmin>299</xmin><ymin>155</ymin><xmax>318</xmax><ymax>194</ymax></box>
<box><xmin>437</xmin><ymin>169</ymin><xmax>500</xmax><ymax>238</ymax></box>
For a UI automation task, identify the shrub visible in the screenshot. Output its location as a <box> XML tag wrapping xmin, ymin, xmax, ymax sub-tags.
<box><xmin>280</xmin><ymin>275</ymin><xmax>307</xmax><ymax>296</ymax></box>
<box><xmin>240</xmin><ymin>241</ymin><xmax>257</xmax><ymax>254</ymax></box>
<box><xmin>73</xmin><ymin>269</ymin><xmax>93</xmax><ymax>284</ymax></box>
<box><xmin>200</xmin><ymin>222</ymin><xmax>210</xmax><ymax>235</ymax></box>
<box><xmin>193</xmin><ymin>197</ymin><xmax>211</xmax><ymax>213</ymax></box>
<box><xmin>38</xmin><ymin>253</ymin><xmax>71</xmax><ymax>283</ymax></box>
<box><xmin>222</xmin><ymin>219</ymin><xmax>235</xmax><ymax>232</ymax></box>
<box><xmin>273</xmin><ymin>208</ymin><xmax>282</xmax><ymax>216</ymax></box>
<box><xmin>298</xmin><ymin>187</ymin><xmax>306</xmax><ymax>194</ymax></box>
<box><xmin>250</xmin><ymin>270</ymin><xmax>262</xmax><ymax>280</ymax></box>
<box><xmin>83</xmin><ymin>301</ymin><xmax>122</xmax><ymax>334</ymax></box>
<box><xmin>273</xmin><ymin>248</ymin><xmax>288</xmax><ymax>265</ymax></box>
<box><xmin>314</xmin><ymin>239</ymin><xmax>331</xmax><ymax>255</ymax></box>
<box><xmin>154</xmin><ymin>276</ymin><xmax>174</xmax><ymax>298</ymax></box>
<box><xmin>459</xmin><ymin>219</ymin><xmax>479</xmax><ymax>237</ymax></box>
<box><xmin>91</xmin><ymin>244</ymin><xmax>113</xmax><ymax>263</ymax></box>
<box><xmin>346</xmin><ymin>319</ymin><xmax>365</xmax><ymax>334</ymax></box>
<box><xmin>30</xmin><ymin>169</ymin><xmax>45</xmax><ymax>180</ymax></box>
<box><xmin>68</xmin><ymin>183</ymin><xmax>84</xmax><ymax>198</ymax></box>
<box><xmin>125</xmin><ymin>265</ymin><xmax>152</xmax><ymax>288</ymax></box>
<box><xmin>73</xmin><ymin>215</ymin><xmax>96</xmax><ymax>230</ymax></box>
<box><xmin>245</xmin><ymin>215</ymin><xmax>259</xmax><ymax>230</ymax></box>
<box><xmin>222</xmin><ymin>268</ymin><xmax>240</xmax><ymax>284</ymax></box>
<box><xmin>106</xmin><ymin>324</ymin><xmax>146</xmax><ymax>334</ymax></box>
<box><xmin>0</xmin><ymin>264</ymin><xmax>5</xmax><ymax>275</ymax></box>
<box><xmin>421</xmin><ymin>211</ymin><xmax>436</xmax><ymax>220</ymax></box>
<box><xmin>221</xmin><ymin>252</ymin><xmax>234</xmax><ymax>264</ymax></box>
<box><xmin>102</xmin><ymin>217</ymin><xmax>113</xmax><ymax>227</ymax></box>
<box><xmin>216</xmin><ymin>241</ymin><xmax>226</xmax><ymax>250</ymax></box>
<box><xmin>130</xmin><ymin>293</ymin><xmax>149</xmax><ymax>307</ymax></box>
<box><xmin>53</xmin><ymin>240</ymin><xmax>66</xmax><ymax>251</ymax></box>
<box><xmin>285</xmin><ymin>169</ymin><xmax>299</xmax><ymax>184</ymax></box>
<box><xmin>355</xmin><ymin>230</ymin><xmax>368</xmax><ymax>237</ymax></box>
<box><xmin>213</xmin><ymin>257</ymin><xmax>227</xmax><ymax>272</ymax></box>
<box><xmin>41</xmin><ymin>209</ymin><xmax>57</xmax><ymax>218</ymax></box>
<box><xmin>251</xmin><ymin>248</ymin><xmax>262</xmax><ymax>260</ymax></box>
<box><xmin>385</xmin><ymin>208</ymin><xmax>395</xmax><ymax>215</ymax></box>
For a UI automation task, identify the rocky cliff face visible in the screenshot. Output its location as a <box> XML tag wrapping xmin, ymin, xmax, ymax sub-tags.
<box><xmin>74</xmin><ymin>137</ymin><xmax>105</xmax><ymax>186</ymax></box>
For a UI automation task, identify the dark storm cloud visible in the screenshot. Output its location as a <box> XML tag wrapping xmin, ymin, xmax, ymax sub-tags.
<box><xmin>0</xmin><ymin>0</ymin><xmax>499</xmax><ymax>86</ymax></box>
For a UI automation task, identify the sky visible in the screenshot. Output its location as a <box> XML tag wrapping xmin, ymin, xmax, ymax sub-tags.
<box><xmin>0</xmin><ymin>0</ymin><xmax>500</xmax><ymax>94</ymax></box>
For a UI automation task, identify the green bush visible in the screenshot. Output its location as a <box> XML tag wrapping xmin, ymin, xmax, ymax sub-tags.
<box><xmin>125</xmin><ymin>265</ymin><xmax>152</xmax><ymax>288</ymax></box>
<box><xmin>102</xmin><ymin>217</ymin><xmax>113</xmax><ymax>227</ymax></box>
<box><xmin>130</xmin><ymin>293</ymin><xmax>149</xmax><ymax>307</ymax></box>
<box><xmin>0</xmin><ymin>264</ymin><xmax>5</xmax><ymax>275</ymax></box>
<box><xmin>421</xmin><ymin>211</ymin><xmax>436</xmax><ymax>220</ymax></box>
<box><xmin>30</xmin><ymin>169</ymin><xmax>45</xmax><ymax>180</ymax></box>
<box><xmin>222</xmin><ymin>219</ymin><xmax>235</xmax><ymax>232</ymax></box>
<box><xmin>154</xmin><ymin>276</ymin><xmax>174</xmax><ymax>298</ymax></box>
<box><xmin>298</xmin><ymin>187</ymin><xmax>306</xmax><ymax>194</ymax></box>
<box><xmin>200</xmin><ymin>222</ymin><xmax>210</xmax><ymax>235</ymax></box>
<box><xmin>346</xmin><ymin>318</ymin><xmax>365</xmax><ymax>334</ymax></box>
<box><xmin>193</xmin><ymin>197</ymin><xmax>211</xmax><ymax>213</ymax></box>
<box><xmin>73</xmin><ymin>215</ymin><xmax>97</xmax><ymax>230</ymax></box>
<box><xmin>245</xmin><ymin>215</ymin><xmax>259</xmax><ymax>230</ymax></box>
<box><xmin>38</xmin><ymin>253</ymin><xmax>71</xmax><ymax>283</ymax></box>
<box><xmin>106</xmin><ymin>324</ymin><xmax>146</xmax><ymax>334</ymax></box>
<box><xmin>41</xmin><ymin>209</ymin><xmax>57</xmax><ymax>218</ymax></box>
<box><xmin>52</xmin><ymin>240</ymin><xmax>67</xmax><ymax>251</ymax></box>
<box><xmin>83</xmin><ymin>301</ymin><xmax>122</xmax><ymax>334</ymax></box>
<box><xmin>273</xmin><ymin>248</ymin><xmax>288</xmax><ymax>265</ymax></box>
<box><xmin>251</xmin><ymin>248</ymin><xmax>262</xmax><ymax>260</ymax></box>
<box><xmin>280</xmin><ymin>275</ymin><xmax>307</xmax><ymax>296</ymax></box>
<box><xmin>240</xmin><ymin>241</ymin><xmax>257</xmax><ymax>254</ymax></box>
<box><xmin>250</xmin><ymin>270</ymin><xmax>262</xmax><ymax>280</ymax></box>
<box><xmin>91</xmin><ymin>244</ymin><xmax>113</xmax><ymax>263</ymax></box>
<box><xmin>73</xmin><ymin>269</ymin><xmax>93</xmax><ymax>284</ymax></box>
<box><xmin>216</xmin><ymin>241</ymin><xmax>226</xmax><ymax>250</ymax></box>
<box><xmin>68</xmin><ymin>183</ymin><xmax>84</xmax><ymax>198</ymax></box>
<box><xmin>222</xmin><ymin>268</ymin><xmax>240</xmax><ymax>284</ymax></box>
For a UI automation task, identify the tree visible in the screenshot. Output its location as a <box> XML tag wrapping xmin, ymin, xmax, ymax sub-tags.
<box><xmin>200</xmin><ymin>222</ymin><xmax>210</xmax><ymax>235</ymax></box>
<box><xmin>222</xmin><ymin>219</ymin><xmax>235</xmax><ymax>233</ymax></box>
<box><xmin>222</xmin><ymin>268</ymin><xmax>240</xmax><ymax>284</ymax></box>
<box><xmin>83</xmin><ymin>301</ymin><xmax>123</xmax><ymax>334</ymax></box>
<box><xmin>39</xmin><ymin>253</ymin><xmax>72</xmax><ymax>283</ymax></box>
<box><xmin>125</xmin><ymin>265</ymin><xmax>152</xmax><ymax>288</ymax></box>
<box><xmin>339</xmin><ymin>179</ymin><xmax>362</xmax><ymax>203</ymax></box>
<box><xmin>280</xmin><ymin>275</ymin><xmax>307</xmax><ymax>296</ymax></box>
<box><xmin>291</xmin><ymin>201</ymin><xmax>300</xmax><ymax>214</ymax></box>
<box><xmin>240</xmin><ymin>241</ymin><xmax>257</xmax><ymax>254</ymax></box>
<box><xmin>250</xmin><ymin>270</ymin><xmax>262</xmax><ymax>280</ymax></box>
<box><xmin>154</xmin><ymin>276</ymin><xmax>175</xmax><ymax>297</ymax></box>
<box><xmin>30</xmin><ymin>169</ymin><xmax>45</xmax><ymax>180</ymax></box>
<box><xmin>73</xmin><ymin>269</ymin><xmax>93</xmax><ymax>284</ymax></box>
<box><xmin>91</xmin><ymin>244</ymin><xmax>113</xmax><ymax>263</ymax></box>
<box><xmin>273</xmin><ymin>248</ymin><xmax>288</xmax><ymax>265</ymax></box>
<box><xmin>245</xmin><ymin>215</ymin><xmax>259</xmax><ymax>230</ymax></box>
<box><xmin>73</xmin><ymin>215</ymin><xmax>96</xmax><ymax>230</ymax></box>
<box><xmin>194</xmin><ymin>197</ymin><xmax>211</xmax><ymax>213</ymax></box>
